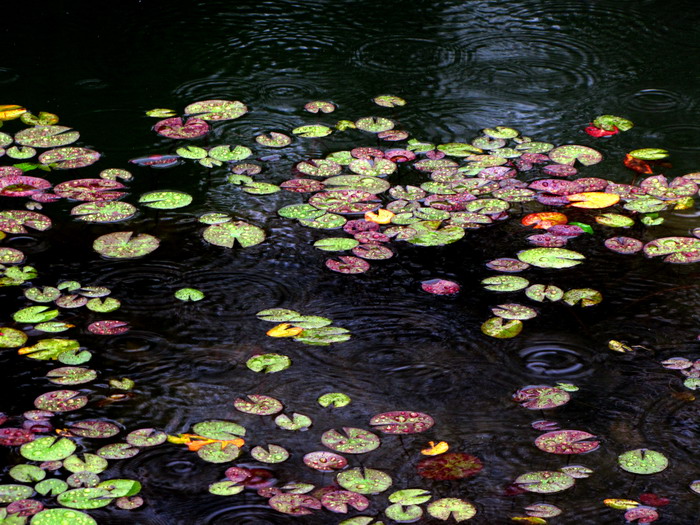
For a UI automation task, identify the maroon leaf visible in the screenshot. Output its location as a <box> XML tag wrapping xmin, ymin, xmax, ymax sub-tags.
<box><xmin>0</xmin><ymin>428</ymin><xmax>35</xmax><ymax>446</ymax></box>
<box><xmin>325</xmin><ymin>256</ymin><xmax>370</xmax><ymax>274</ymax></box>
<box><xmin>0</xmin><ymin>174</ymin><xmax>51</xmax><ymax>197</ymax></box>
<box><xmin>605</xmin><ymin>237</ymin><xmax>644</xmax><ymax>254</ymax></box>
<box><xmin>534</xmin><ymin>430</ymin><xmax>600</xmax><ymax>454</ymax></box>
<box><xmin>421</xmin><ymin>279</ymin><xmax>460</xmax><ymax>295</ymax></box>
<box><xmin>87</xmin><ymin>320</ymin><xmax>130</xmax><ymax>335</ymax></box>
<box><xmin>417</xmin><ymin>452</ymin><xmax>483</xmax><ymax>480</ymax></box>
<box><xmin>369</xmin><ymin>411</ymin><xmax>434</xmax><ymax>434</ymax></box>
<box><xmin>53</xmin><ymin>179</ymin><xmax>126</xmax><ymax>202</ymax></box>
<box><xmin>153</xmin><ymin>117</ymin><xmax>210</xmax><ymax>139</ymax></box>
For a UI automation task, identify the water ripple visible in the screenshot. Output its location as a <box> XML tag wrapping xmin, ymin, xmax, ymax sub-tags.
<box><xmin>623</xmin><ymin>88</ymin><xmax>693</xmax><ymax>113</ymax></box>
<box><xmin>351</xmin><ymin>37</ymin><xmax>466</xmax><ymax>74</ymax></box>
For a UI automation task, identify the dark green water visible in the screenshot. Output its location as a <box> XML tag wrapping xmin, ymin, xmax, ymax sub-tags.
<box><xmin>1</xmin><ymin>1</ymin><xmax>700</xmax><ymax>523</ymax></box>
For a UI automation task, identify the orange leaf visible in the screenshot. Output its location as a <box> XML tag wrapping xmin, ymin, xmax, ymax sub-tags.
<box><xmin>0</xmin><ymin>105</ymin><xmax>26</xmax><ymax>121</ymax></box>
<box><xmin>365</xmin><ymin>208</ymin><xmax>394</xmax><ymax>224</ymax></box>
<box><xmin>567</xmin><ymin>192</ymin><xmax>620</xmax><ymax>209</ymax></box>
<box><xmin>521</xmin><ymin>212</ymin><xmax>568</xmax><ymax>229</ymax></box>
<box><xmin>421</xmin><ymin>441</ymin><xmax>449</xmax><ymax>455</ymax></box>
<box><xmin>266</xmin><ymin>323</ymin><xmax>304</xmax><ymax>337</ymax></box>
<box><xmin>623</xmin><ymin>154</ymin><xmax>653</xmax><ymax>174</ymax></box>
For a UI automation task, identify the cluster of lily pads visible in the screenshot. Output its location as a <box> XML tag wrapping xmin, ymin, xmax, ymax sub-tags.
<box><xmin>1</xmin><ymin>97</ymin><xmax>700</xmax><ymax>524</ymax></box>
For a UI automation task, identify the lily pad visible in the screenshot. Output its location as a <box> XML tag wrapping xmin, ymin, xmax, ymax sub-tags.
<box><xmin>154</xmin><ymin>117</ymin><xmax>209</xmax><ymax>139</ymax></box>
<box><xmin>481</xmin><ymin>317</ymin><xmax>523</xmax><ymax>338</ymax></box>
<box><xmin>247</xmin><ymin>354</ymin><xmax>291</xmax><ymax>373</ymax></box>
<box><xmin>65</xmin><ymin>420</ymin><xmax>120</xmax><ymax>439</ymax></box>
<box><xmin>337</xmin><ymin>467</ymin><xmax>392</xmax><ymax>494</ymax></box>
<box><xmin>184</xmin><ymin>99</ymin><xmax>248</xmax><ymax>120</ymax></box>
<box><xmin>38</xmin><ymin>147</ymin><xmax>100</xmax><ymax>169</ymax></box>
<box><xmin>46</xmin><ymin>367</ymin><xmax>97</xmax><ymax>385</ymax></box>
<box><xmin>481</xmin><ymin>275</ymin><xmax>529</xmax><ymax>292</ymax></box>
<box><xmin>322</xmin><ymin>490</ymin><xmax>369</xmax><ymax>513</ymax></box>
<box><xmin>15</xmin><ymin>126</ymin><xmax>79</xmax><ymax>148</ymax></box>
<box><xmin>126</xmin><ymin>428</ymin><xmax>167</xmax><ymax>447</ymax></box>
<box><xmin>0</xmin><ymin>327</ymin><xmax>28</xmax><ymax>347</ymax></box>
<box><xmin>513</xmin><ymin>385</ymin><xmax>570</xmax><ymax>409</ymax></box>
<box><xmin>294</xmin><ymin>326</ymin><xmax>351</xmax><ymax>345</ymax></box>
<box><xmin>322</xmin><ymin>427</ymin><xmax>380</xmax><ymax>454</ymax></box>
<box><xmin>31</xmin><ymin>509</ymin><xmax>97</xmax><ymax>525</ymax></box>
<box><xmin>370</xmin><ymin>411</ymin><xmax>434</xmax><ymax>434</ymax></box>
<box><xmin>562</xmin><ymin>288</ymin><xmax>603</xmax><ymax>307</ymax></box>
<box><xmin>427</xmin><ymin>498</ymin><xmax>477</xmax><ymax>522</ymax></box>
<box><xmin>234</xmin><ymin>395</ymin><xmax>283</xmax><ymax>415</ymax></box>
<box><xmin>518</xmin><ymin>248</ymin><xmax>585</xmax><ymax>269</ymax></box>
<box><xmin>0</xmin><ymin>485</ymin><xmax>34</xmax><ymax>504</ymax></box>
<box><xmin>292</xmin><ymin>125</ymin><xmax>332</xmax><ymax>138</ymax></box>
<box><xmin>251</xmin><ymin>444</ymin><xmax>289</xmax><ymax>463</ymax></box>
<box><xmin>417</xmin><ymin>453</ymin><xmax>483</xmax><ymax>480</ymax></box>
<box><xmin>192</xmin><ymin>420</ymin><xmax>246</xmax><ymax>440</ymax></box>
<box><xmin>203</xmin><ymin>221</ymin><xmax>265</xmax><ymax>248</ymax></box>
<box><xmin>96</xmin><ymin>443</ymin><xmax>140</xmax><ymax>460</ymax></box>
<box><xmin>304</xmin><ymin>451</ymin><xmax>348</xmax><ymax>471</ymax></box>
<box><xmin>56</xmin><ymin>487</ymin><xmax>112</xmax><ymax>509</ymax></box>
<box><xmin>139</xmin><ymin>190</ymin><xmax>192</xmax><ymax>209</ymax></box>
<box><xmin>256</xmin><ymin>132</ymin><xmax>292</xmax><ymax>147</ymax></box>
<box><xmin>34</xmin><ymin>390</ymin><xmax>87</xmax><ymax>412</ymax></box>
<box><xmin>355</xmin><ymin>117</ymin><xmax>394</xmax><ymax>133</ymax></box>
<box><xmin>21</xmin><ymin>436</ymin><xmax>76</xmax><ymax>461</ymax></box>
<box><xmin>269</xmin><ymin>493</ymin><xmax>322</xmax><ymax>515</ymax></box>
<box><xmin>515</xmin><ymin>471</ymin><xmax>575</xmax><ymax>493</ymax></box>
<box><xmin>492</xmin><ymin>304</ymin><xmax>537</xmax><ymax>320</ymax></box>
<box><xmin>618</xmin><ymin>449</ymin><xmax>668</xmax><ymax>474</ymax></box>
<box><xmin>71</xmin><ymin>201</ymin><xmax>136</xmax><ymax>223</ymax></box>
<box><xmin>93</xmin><ymin>232</ymin><xmax>159</xmax><ymax>259</ymax></box>
<box><xmin>0</xmin><ymin>210</ymin><xmax>51</xmax><ymax>233</ymax></box>
<box><xmin>548</xmin><ymin>145</ymin><xmax>602</xmax><ymax>166</ymax></box>
<box><xmin>629</xmin><ymin>148</ymin><xmax>668</xmax><ymax>160</ymax></box>
<box><xmin>534</xmin><ymin>430</ymin><xmax>600</xmax><ymax>454</ymax></box>
<box><xmin>643</xmin><ymin>237</ymin><xmax>700</xmax><ymax>263</ymax></box>
<box><xmin>326</xmin><ymin>256</ymin><xmax>370</xmax><ymax>274</ymax></box>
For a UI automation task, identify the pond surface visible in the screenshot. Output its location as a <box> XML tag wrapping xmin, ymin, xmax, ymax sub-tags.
<box><xmin>1</xmin><ymin>1</ymin><xmax>700</xmax><ymax>523</ymax></box>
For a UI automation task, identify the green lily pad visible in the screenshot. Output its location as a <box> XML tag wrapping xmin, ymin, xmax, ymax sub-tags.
<box><xmin>34</xmin><ymin>479</ymin><xmax>69</xmax><ymax>497</ymax></box>
<box><xmin>373</xmin><ymin>95</ymin><xmax>406</xmax><ymax>107</ymax></box>
<box><xmin>98</xmin><ymin>479</ymin><xmax>141</xmax><ymax>498</ymax></box>
<box><xmin>337</xmin><ymin>468</ymin><xmax>392</xmax><ymax>494</ymax></box>
<box><xmin>0</xmin><ymin>484</ymin><xmax>34</xmax><ymax>504</ymax></box>
<box><xmin>209</xmin><ymin>481</ymin><xmax>245</xmax><ymax>496</ymax></box>
<box><xmin>96</xmin><ymin>443</ymin><xmax>140</xmax><ymax>460</ymax></box>
<box><xmin>388</xmin><ymin>489</ymin><xmax>431</xmax><ymax>505</ymax></box>
<box><xmin>294</xmin><ymin>326</ymin><xmax>351</xmax><ymax>345</ymax></box>
<box><xmin>203</xmin><ymin>221</ymin><xmax>265</xmax><ymax>248</ymax></box>
<box><xmin>278</xmin><ymin>204</ymin><xmax>326</xmax><ymax>220</ymax></box>
<box><xmin>64</xmin><ymin>454</ymin><xmax>108</xmax><ymax>474</ymax></box>
<box><xmin>21</xmin><ymin>436</ymin><xmax>76</xmax><ymax>461</ymax></box>
<box><xmin>355</xmin><ymin>117</ymin><xmax>394</xmax><ymax>133</ymax></box>
<box><xmin>427</xmin><ymin>498</ymin><xmax>477</xmax><ymax>522</ymax></box>
<box><xmin>525</xmin><ymin>284</ymin><xmax>564</xmax><ymax>302</ymax></box>
<box><xmin>515</xmin><ymin>471</ymin><xmax>575</xmax><ymax>493</ymax></box>
<box><xmin>313</xmin><ymin>237</ymin><xmax>360</xmax><ymax>251</ymax></box>
<box><xmin>57</xmin><ymin>487</ymin><xmax>112</xmax><ymax>509</ymax></box>
<box><xmin>9</xmin><ymin>464</ymin><xmax>45</xmax><ymax>482</ymax></box>
<box><xmin>197</xmin><ymin>442</ymin><xmax>241</xmax><ymax>463</ymax></box>
<box><xmin>0</xmin><ymin>327</ymin><xmax>28</xmax><ymax>347</ymax></box>
<box><xmin>618</xmin><ymin>449</ymin><xmax>668</xmax><ymax>474</ymax></box>
<box><xmin>629</xmin><ymin>148</ymin><xmax>668</xmax><ymax>160</ymax></box>
<box><xmin>256</xmin><ymin>132</ymin><xmax>292</xmax><ymax>147</ymax></box>
<box><xmin>174</xmin><ymin>288</ymin><xmax>205</xmax><ymax>301</ymax></box>
<box><xmin>318</xmin><ymin>392</ymin><xmax>351</xmax><ymax>407</ymax></box>
<box><xmin>274</xmin><ymin>413</ymin><xmax>312</xmax><ymax>431</ymax></box>
<box><xmin>192</xmin><ymin>420</ymin><xmax>246</xmax><ymax>440</ymax></box>
<box><xmin>30</xmin><ymin>509</ymin><xmax>97</xmax><ymax>525</ymax></box>
<box><xmin>385</xmin><ymin>503</ymin><xmax>422</xmax><ymax>522</ymax></box>
<box><xmin>481</xmin><ymin>317</ymin><xmax>523</xmax><ymax>338</ymax></box>
<box><xmin>548</xmin><ymin>145</ymin><xmax>602</xmax><ymax>166</ymax></box>
<box><xmin>93</xmin><ymin>232</ymin><xmax>159</xmax><ymax>259</ymax></box>
<box><xmin>139</xmin><ymin>190</ymin><xmax>192</xmax><ymax>209</ymax></box>
<box><xmin>13</xmin><ymin>306</ymin><xmax>58</xmax><ymax>324</ymax></box>
<box><xmin>126</xmin><ymin>428</ymin><xmax>167</xmax><ymax>447</ymax></box>
<box><xmin>15</xmin><ymin>126</ymin><xmax>80</xmax><ymax>148</ymax></box>
<box><xmin>481</xmin><ymin>275</ymin><xmax>529</xmax><ymax>292</ymax></box>
<box><xmin>247</xmin><ymin>353</ymin><xmax>291</xmax><ymax>373</ymax></box>
<box><xmin>256</xmin><ymin>308</ymin><xmax>301</xmax><ymax>322</ymax></box>
<box><xmin>251</xmin><ymin>444</ymin><xmax>289</xmax><ymax>463</ymax></box>
<box><xmin>322</xmin><ymin>427</ymin><xmax>380</xmax><ymax>454</ymax></box>
<box><xmin>293</xmin><ymin>125</ymin><xmax>332</xmax><ymax>138</ymax></box>
<box><xmin>242</xmin><ymin>182</ymin><xmax>280</xmax><ymax>195</ymax></box>
<box><xmin>492</xmin><ymin>303</ymin><xmax>537</xmax><ymax>320</ymax></box>
<box><xmin>643</xmin><ymin>236</ymin><xmax>700</xmax><ymax>263</ymax></box>
<box><xmin>593</xmin><ymin>115</ymin><xmax>633</xmax><ymax>131</ymax></box>
<box><xmin>407</xmin><ymin>222</ymin><xmax>465</xmax><ymax>247</ymax></box>
<box><xmin>562</xmin><ymin>288</ymin><xmax>603</xmax><ymax>307</ymax></box>
<box><xmin>34</xmin><ymin>390</ymin><xmax>87</xmax><ymax>412</ymax></box>
<box><xmin>86</xmin><ymin>297</ymin><xmax>121</xmax><ymax>312</ymax></box>
<box><xmin>35</xmin><ymin>321</ymin><xmax>72</xmax><ymax>333</ymax></box>
<box><xmin>184</xmin><ymin>99</ymin><xmax>248</xmax><ymax>120</ymax></box>
<box><xmin>518</xmin><ymin>248</ymin><xmax>585</xmax><ymax>269</ymax></box>
<box><xmin>46</xmin><ymin>367</ymin><xmax>97</xmax><ymax>385</ymax></box>
<box><xmin>234</xmin><ymin>395</ymin><xmax>283</xmax><ymax>415</ymax></box>
<box><xmin>0</xmin><ymin>247</ymin><xmax>26</xmax><ymax>264</ymax></box>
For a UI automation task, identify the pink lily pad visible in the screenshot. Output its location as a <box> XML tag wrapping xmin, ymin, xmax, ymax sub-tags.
<box><xmin>0</xmin><ymin>247</ymin><xmax>25</xmax><ymax>263</ymax></box>
<box><xmin>534</xmin><ymin>430</ymin><xmax>600</xmax><ymax>454</ymax></box>
<box><xmin>643</xmin><ymin>236</ymin><xmax>700</xmax><ymax>263</ymax></box>
<box><xmin>325</xmin><ymin>256</ymin><xmax>370</xmax><ymax>274</ymax></box>
<box><xmin>421</xmin><ymin>278</ymin><xmax>460</xmax><ymax>295</ymax></box>
<box><xmin>369</xmin><ymin>411</ymin><xmax>434</xmax><ymax>434</ymax></box>
<box><xmin>269</xmin><ymin>494</ymin><xmax>321</xmax><ymax>516</ymax></box>
<box><xmin>87</xmin><ymin>320</ymin><xmax>130</xmax><ymax>335</ymax></box>
<box><xmin>34</xmin><ymin>390</ymin><xmax>88</xmax><ymax>412</ymax></box>
<box><xmin>303</xmin><ymin>451</ymin><xmax>348</xmax><ymax>472</ymax></box>
<box><xmin>605</xmin><ymin>236</ymin><xmax>644</xmax><ymax>254</ymax></box>
<box><xmin>153</xmin><ymin>117</ymin><xmax>210</xmax><ymax>139</ymax></box>
<box><xmin>54</xmin><ymin>179</ymin><xmax>126</xmax><ymax>201</ymax></box>
<box><xmin>0</xmin><ymin>428</ymin><xmax>35</xmax><ymax>446</ymax></box>
<box><xmin>0</xmin><ymin>174</ymin><xmax>51</xmax><ymax>197</ymax></box>
<box><xmin>321</xmin><ymin>490</ymin><xmax>369</xmax><ymax>513</ymax></box>
<box><xmin>513</xmin><ymin>385</ymin><xmax>570</xmax><ymax>410</ymax></box>
<box><xmin>38</xmin><ymin>147</ymin><xmax>100</xmax><ymax>169</ymax></box>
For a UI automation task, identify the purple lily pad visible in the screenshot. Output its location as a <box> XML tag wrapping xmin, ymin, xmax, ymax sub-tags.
<box><xmin>417</xmin><ymin>452</ymin><xmax>483</xmax><ymax>480</ymax></box>
<box><xmin>153</xmin><ymin>117</ymin><xmax>210</xmax><ymax>139</ymax></box>
<box><xmin>325</xmin><ymin>256</ymin><xmax>371</xmax><ymax>274</ymax></box>
<box><xmin>513</xmin><ymin>385</ymin><xmax>570</xmax><ymax>409</ymax></box>
<box><xmin>343</xmin><ymin>219</ymin><xmax>380</xmax><ymax>235</ymax></box>
<box><xmin>542</xmin><ymin>164</ymin><xmax>578</xmax><ymax>177</ymax></box>
<box><xmin>421</xmin><ymin>278</ymin><xmax>460</xmax><ymax>295</ymax></box>
<box><xmin>303</xmin><ymin>451</ymin><xmax>348</xmax><ymax>472</ymax></box>
<box><xmin>534</xmin><ymin>430</ymin><xmax>600</xmax><ymax>454</ymax></box>
<box><xmin>321</xmin><ymin>490</ymin><xmax>369</xmax><ymax>513</ymax></box>
<box><xmin>321</xmin><ymin>427</ymin><xmax>380</xmax><ymax>454</ymax></box>
<box><xmin>528</xmin><ymin>179</ymin><xmax>584</xmax><ymax>195</ymax></box>
<box><xmin>54</xmin><ymin>179</ymin><xmax>126</xmax><ymax>201</ymax></box>
<box><xmin>369</xmin><ymin>411</ymin><xmax>434</xmax><ymax>434</ymax></box>
<box><xmin>38</xmin><ymin>147</ymin><xmax>100</xmax><ymax>169</ymax></box>
<box><xmin>34</xmin><ymin>390</ymin><xmax>88</xmax><ymax>412</ymax></box>
<box><xmin>605</xmin><ymin>236</ymin><xmax>644</xmax><ymax>254</ymax></box>
<box><xmin>129</xmin><ymin>154</ymin><xmax>181</xmax><ymax>168</ymax></box>
<box><xmin>87</xmin><ymin>320</ymin><xmax>130</xmax><ymax>335</ymax></box>
<box><xmin>269</xmin><ymin>493</ymin><xmax>321</xmax><ymax>516</ymax></box>
<box><xmin>0</xmin><ymin>174</ymin><xmax>51</xmax><ymax>196</ymax></box>
<box><xmin>485</xmin><ymin>258</ymin><xmax>530</xmax><ymax>272</ymax></box>
<box><xmin>7</xmin><ymin>498</ymin><xmax>43</xmax><ymax>516</ymax></box>
<box><xmin>527</xmin><ymin>233</ymin><xmax>569</xmax><ymax>247</ymax></box>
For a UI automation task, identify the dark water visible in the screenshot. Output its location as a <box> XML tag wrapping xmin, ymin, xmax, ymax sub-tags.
<box><xmin>2</xmin><ymin>1</ymin><xmax>700</xmax><ymax>523</ymax></box>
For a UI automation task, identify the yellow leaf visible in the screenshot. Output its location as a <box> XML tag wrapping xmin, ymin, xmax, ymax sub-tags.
<box><xmin>266</xmin><ymin>323</ymin><xmax>304</xmax><ymax>337</ymax></box>
<box><xmin>421</xmin><ymin>441</ymin><xmax>449</xmax><ymax>455</ymax></box>
<box><xmin>511</xmin><ymin>518</ymin><xmax>547</xmax><ymax>524</ymax></box>
<box><xmin>365</xmin><ymin>209</ymin><xmax>395</xmax><ymax>224</ymax></box>
<box><xmin>567</xmin><ymin>192</ymin><xmax>620</xmax><ymax>209</ymax></box>
<box><xmin>603</xmin><ymin>498</ymin><xmax>639</xmax><ymax>510</ymax></box>
<box><xmin>0</xmin><ymin>104</ymin><xmax>27</xmax><ymax>121</ymax></box>
<box><xmin>608</xmin><ymin>340</ymin><xmax>633</xmax><ymax>353</ymax></box>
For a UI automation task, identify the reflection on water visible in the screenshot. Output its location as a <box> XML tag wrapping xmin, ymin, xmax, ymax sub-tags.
<box><xmin>2</xmin><ymin>0</ymin><xmax>700</xmax><ymax>523</ymax></box>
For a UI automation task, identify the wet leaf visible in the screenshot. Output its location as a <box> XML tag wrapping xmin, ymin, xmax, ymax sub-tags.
<box><xmin>643</xmin><ymin>237</ymin><xmax>700</xmax><ymax>263</ymax></box>
<box><xmin>293</xmin><ymin>125</ymin><xmax>332</xmax><ymax>138</ymax></box>
<box><xmin>15</xmin><ymin>126</ymin><xmax>79</xmax><ymax>148</ymax></box>
<box><xmin>35</xmin><ymin>390</ymin><xmax>87</xmax><ymax>412</ymax></box>
<box><xmin>355</xmin><ymin>117</ymin><xmax>394</xmax><ymax>133</ymax></box>
<box><xmin>304</xmin><ymin>101</ymin><xmax>335</xmax><ymax>113</ymax></box>
<box><xmin>618</xmin><ymin>449</ymin><xmax>668</xmax><ymax>474</ymax></box>
<box><xmin>518</xmin><ymin>248</ymin><xmax>584</xmax><ymax>269</ymax></box>
<box><xmin>515</xmin><ymin>471</ymin><xmax>574</xmax><ymax>493</ymax></box>
<box><xmin>139</xmin><ymin>190</ymin><xmax>192</xmax><ymax>209</ymax></box>
<box><xmin>596</xmin><ymin>213</ymin><xmax>634</xmax><ymax>227</ymax></box>
<box><xmin>251</xmin><ymin>444</ymin><xmax>289</xmax><ymax>463</ymax></box>
<box><xmin>373</xmin><ymin>95</ymin><xmax>406</xmax><ymax>107</ymax></box>
<box><xmin>384</xmin><ymin>503</ymin><xmax>423</xmax><ymax>522</ymax></box>
<box><xmin>548</xmin><ymin>145</ymin><xmax>602</xmax><ymax>166</ymax></box>
<box><xmin>192</xmin><ymin>420</ymin><xmax>245</xmax><ymax>440</ymax></box>
<box><xmin>524</xmin><ymin>503</ymin><xmax>563</xmax><ymax>518</ymax></box>
<box><xmin>318</xmin><ymin>392</ymin><xmax>351</xmax><ymax>408</ymax></box>
<box><xmin>126</xmin><ymin>428</ymin><xmax>167</xmax><ymax>447</ymax></box>
<box><xmin>0</xmin><ymin>327</ymin><xmax>28</xmax><ymax>347</ymax></box>
<box><xmin>209</xmin><ymin>480</ymin><xmax>245</xmax><ymax>496</ymax></box>
<box><xmin>629</xmin><ymin>148</ymin><xmax>669</xmax><ymax>160</ymax></box>
<box><xmin>322</xmin><ymin>490</ymin><xmax>369</xmax><ymax>513</ymax></box>
<box><xmin>534</xmin><ymin>430</ymin><xmax>600</xmax><ymax>454</ymax></box>
<box><xmin>567</xmin><ymin>192</ymin><xmax>620</xmax><ymax>209</ymax></box>
<box><xmin>247</xmin><ymin>353</ymin><xmax>291</xmax><ymax>373</ymax></box>
<box><xmin>174</xmin><ymin>287</ymin><xmax>204</xmax><ymax>302</ymax></box>
<box><xmin>513</xmin><ymin>385</ymin><xmax>570</xmax><ymax>409</ymax></box>
<box><xmin>269</xmin><ymin>493</ymin><xmax>322</xmax><ymax>515</ymax></box>
<box><xmin>71</xmin><ymin>201</ymin><xmax>137</xmax><ymax>223</ymax></box>
<box><xmin>492</xmin><ymin>304</ymin><xmax>537</xmax><ymax>320</ymax></box>
<box><xmin>234</xmin><ymin>395</ymin><xmax>283</xmax><ymax>415</ymax></box>
<box><xmin>481</xmin><ymin>317</ymin><xmax>523</xmax><ymax>338</ymax></box>
<box><xmin>593</xmin><ymin>115</ymin><xmax>633</xmax><ymax>132</ymax></box>
<box><xmin>427</xmin><ymin>498</ymin><xmax>477</xmax><ymax>521</ymax></box>
<box><xmin>93</xmin><ymin>232</ymin><xmax>159</xmax><ymax>259</ymax></box>
<box><xmin>562</xmin><ymin>288</ymin><xmax>602</xmax><ymax>307</ymax></box>
<box><xmin>65</xmin><ymin>420</ymin><xmax>120</xmax><ymax>439</ymax></box>
<box><xmin>31</xmin><ymin>509</ymin><xmax>97</xmax><ymax>525</ymax></box>
<box><xmin>370</xmin><ymin>411</ymin><xmax>434</xmax><ymax>434</ymax></box>
<box><xmin>46</xmin><ymin>367</ymin><xmax>96</xmax><ymax>385</ymax></box>
<box><xmin>154</xmin><ymin>117</ymin><xmax>209</xmax><ymax>139</ymax></box>
<box><xmin>197</xmin><ymin>442</ymin><xmax>241</xmax><ymax>463</ymax></box>
<box><xmin>38</xmin><ymin>147</ymin><xmax>100</xmax><ymax>169</ymax></box>
<box><xmin>87</xmin><ymin>320</ymin><xmax>129</xmax><ymax>335</ymax></box>
<box><xmin>322</xmin><ymin>427</ymin><xmax>380</xmax><ymax>454</ymax></box>
<box><xmin>482</xmin><ymin>275</ymin><xmax>529</xmax><ymax>292</ymax></box>
<box><xmin>417</xmin><ymin>453</ymin><xmax>483</xmax><ymax>480</ymax></box>
<box><xmin>146</xmin><ymin>108</ymin><xmax>176</xmax><ymax>118</ymax></box>
<box><xmin>96</xmin><ymin>443</ymin><xmax>140</xmax><ymax>460</ymax></box>
<box><xmin>256</xmin><ymin>132</ymin><xmax>292</xmax><ymax>147</ymax></box>
<box><xmin>421</xmin><ymin>279</ymin><xmax>460</xmax><ymax>295</ymax></box>
<box><xmin>337</xmin><ymin>467</ymin><xmax>392</xmax><ymax>494</ymax></box>
<box><xmin>21</xmin><ymin>436</ymin><xmax>76</xmax><ymax>461</ymax></box>
<box><xmin>203</xmin><ymin>221</ymin><xmax>265</xmax><ymax>248</ymax></box>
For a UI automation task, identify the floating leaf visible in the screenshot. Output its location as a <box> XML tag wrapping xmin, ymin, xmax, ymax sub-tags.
<box><xmin>293</xmin><ymin>125</ymin><xmax>332</xmax><ymax>138</ymax></box>
<box><xmin>318</xmin><ymin>392</ymin><xmax>351</xmax><ymax>407</ymax></box>
<box><xmin>384</xmin><ymin>503</ymin><xmax>422</xmax><ymax>522</ymax></box>
<box><xmin>596</xmin><ymin>213</ymin><xmax>634</xmax><ymax>227</ymax></box>
<box><xmin>46</xmin><ymin>367</ymin><xmax>97</xmax><ymax>385</ymax></box>
<box><xmin>154</xmin><ymin>117</ymin><xmax>209</xmax><ymax>139</ymax></box>
<box><xmin>31</xmin><ymin>509</ymin><xmax>97</xmax><ymax>525</ymax></box>
<box><xmin>417</xmin><ymin>453</ymin><xmax>483</xmax><ymax>480</ymax></box>
<box><xmin>96</xmin><ymin>443</ymin><xmax>140</xmax><ymax>460</ymax></box>
<box><xmin>643</xmin><ymin>237</ymin><xmax>700</xmax><ymax>263</ymax></box>
<box><xmin>203</xmin><ymin>221</ymin><xmax>265</xmax><ymax>248</ymax></box>
<box><xmin>322</xmin><ymin>427</ymin><xmax>380</xmax><ymax>454</ymax></box>
<box><xmin>9</xmin><ymin>464</ymin><xmax>45</xmax><ymax>483</ymax></box>
<box><xmin>427</xmin><ymin>498</ymin><xmax>477</xmax><ymax>522</ymax></box>
<box><xmin>304</xmin><ymin>100</ymin><xmax>335</xmax><ymax>113</ymax></box>
<box><xmin>234</xmin><ymin>395</ymin><xmax>283</xmax><ymax>415</ymax></box>
<box><xmin>247</xmin><ymin>353</ymin><xmax>291</xmax><ymax>373</ymax></box>
<box><xmin>0</xmin><ymin>247</ymin><xmax>25</xmax><ymax>263</ymax></box>
<box><xmin>534</xmin><ymin>430</ymin><xmax>600</xmax><ymax>454</ymax></box>
<box><xmin>421</xmin><ymin>279</ymin><xmax>460</xmax><ymax>295</ymax></box>
<box><xmin>0</xmin><ymin>485</ymin><xmax>34</xmax><ymax>504</ymax></box>
<box><xmin>266</xmin><ymin>323</ymin><xmax>304</xmax><ymax>337</ymax></box>
<box><xmin>492</xmin><ymin>304</ymin><xmax>537</xmax><ymax>320</ymax></box>
<box><xmin>139</xmin><ymin>190</ymin><xmax>192</xmax><ymax>209</ymax></box>
<box><xmin>326</xmin><ymin>256</ymin><xmax>370</xmax><ymax>274</ymax></box>
<box><xmin>256</xmin><ymin>132</ymin><xmax>292</xmax><ymax>147</ymax></box>
<box><xmin>517</xmin><ymin>248</ymin><xmax>584</xmax><ymax>269</ymax></box>
<box><xmin>295</xmin><ymin>326</ymin><xmax>351</xmax><ymax>345</ymax></box>
<box><xmin>624</xmin><ymin>507</ymin><xmax>659</xmax><ymax>523</ymax></box>
<box><xmin>370</xmin><ymin>411</ymin><xmax>434</xmax><ymax>434</ymax></box>
<box><xmin>35</xmin><ymin>390</ymin><xmax>87</xmax><ymax>412</ymax></box>
<box><xmin>93</xmin><ymin>232</ymin><xmax>159</xmax><ymax>259</ymax></box>
<box><xmin>71</xmin><ymin>201</ymin><xmax>136</xmax><ymax>223</ymax></box>
<box><xmin>15</xmin><ymin>126</ymin><xmax>79</xmax><ymax>148</ymax></box>
<box><xmin>313</xmin><ymin>237</ymin><xmax>359</xmax><ymax>251</ymax></box>
<box><xmin>0</xmin><ymin>327</ymin><xmax>28</xmax><ymax>347</ymax></box>
<box><xmin>19</xmin><ymin>338</ymin><xmax>79</xmax><ymax>360</ymax></box>
<box><xmin>192</xmin><ymin>420</ymin><xmax>246</xmax><ymax>440</ymax></box>
<box><xmin>126</xmin><ymin>428</ymin><xmax>167</xmax><ymax>447</ymax></box>
<box><xmin>604</xmin><ymin>237</ymin><xmax>643</xmax><ymax>254</ymax></box>
<box><xmin>629</xmin><ymin>148</ymin><xmax>669</xmax><ymax>160</ymax></box>
<box><xmin>515</xmin><ymin>471</ymin><xmax>574</xmax><ymax>493</ymax></box>
<box><xmin>65</xmin><ymin>420</ymin><xmax>120</xmax><ymax>439</ymax></box>
<box><xmin>482</xmin><ymin>275</ymin><xmax>529</xmax><ymax>292</ymax></box>
<box><xmin>373</xmin><ymin>95</ymin><xmax>406</xmax><ymax>107</ymax></box>
<box><xmin>251</xmin><ymin>444</ymin><xmax>289</xmax><ymax>463</ymax></box>
<box><xmin>184</xmin><ymin>99</ymin><xmax>248</xmax><ymax>120</ymax></box>
<box><xmin>567</xmin><ymin>192</ymin><xmax>620</xmax><ymax>209</ymax></box>
<box><xmin>63</xmin><ymin>454</ymin><xmax>108</xmax><ymax>474</ymax></box>
<box><xmin>513</xmin><ymin>385</ymin><xmax>570</xmax><ymax>409</ymax></box>
<box><xmin>481</xmin><ymin>317</ymin><xmax>523</xmax><ymax>338</ymax></box>
<box><xmin>0</xmin><ymin>104</ymin><xmax>27</xmax><ymax>120</ymax></box>
<box><xmin>20</xmin><ymin>436</ymin><xmax>76</xmax><ymax>461</ymax></box>
<box><xmin>56</xmin><ymin>487</ymin><xmax>112</xmax><ymax>509</ymax></box>
<box><xmin>337</xmin><ymin>468</ymin><xmax>392</xmax><ymax>494</ymax></box>
<box><xmin>209</xmin><ymin>480</ymin><xmax>245</xmax><ymax>496</ymax></box>
<box><xmin>593</xmin><ymin>115</ymin><xmax>633</xmax><ymax>132</ymax></box>
<box><xmin>618</xmin><ymin>449</ymin><xmax>668</xmax><ymax>474</ymax></box>
<box><xmin>562</xmin><ymin>288</ymin><xmax>602</xmax><ymax>307</ymax></box>
<box><xmin>38</xmin><ymin>147</ymin><xmax>100</xmax><ymax>169</ymax></box>
<box><xmin>355</xmin><ymin>117</ymin><xmax>394</xmax><ymax>133</ymax></box>
<box><xmin>269</xmin><ymin>493</ymin><xmax>322</xmax><ymax>515</ymax></box>
<box><xmin>548</xmin><ymin>145</ymin><xmax>602</xmax><ymax>166</ymax></box>
<box><xmin>174</xmin><ymin>288</ymin><xmax>205</xmax><ymax>302</ymax></box>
